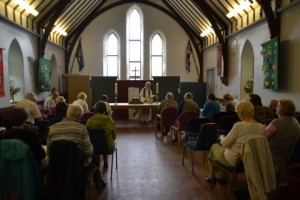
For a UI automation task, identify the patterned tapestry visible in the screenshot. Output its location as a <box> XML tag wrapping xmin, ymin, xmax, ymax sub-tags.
<box><xmin>261</xmin><ymin>37</ymin><xmax>279</xmax><ymax>90</ymax></box>
<box><xmin>39</xmin><ymin>58</ymin><xmax>52</xmax><ymax>92</ymax></box>
<box><xmin>0</xmin><ymin>48</ymin><xmax>4</xmax><ymax>97</ymax></box>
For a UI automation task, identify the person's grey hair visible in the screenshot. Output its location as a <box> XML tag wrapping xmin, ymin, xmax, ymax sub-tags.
<box><xmin>184</xmin><ymin>92</ymin><xmax>193</xmax><ymax>100</ymax></box>
<box><xmin>235</xmin><ymin>100</ymin><xmax>254</xmax><ymax>117</ymax></box>
<box><xmin>25</xmin><ymin>92</ymin><xmax>37</xmax><ymax>102</ymax></box>
<box><xmin>165</xmin><ymin>92</ymin><xmax>174</xmax><ymax>100</ymax></box>
<box><xmin>55</xmin><ymin>96</ymin><xmax>65</xmax><ymax>103</ymax></box>
<box><xmin>67</xmin><ymin>104</ymin><xmax>83</xmax><ymax>118</ymax></box>
<box><xmin>77</xmin><ymin>92</ymin><xmax>87</xmax><ymax>100</ymax></box>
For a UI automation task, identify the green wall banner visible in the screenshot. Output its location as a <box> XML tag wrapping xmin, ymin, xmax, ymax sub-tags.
<box><xmin>39</xmin><ymin>58</ymin><xmax>52</xmax><ymax>92</ymax></box>
<box><xmin>261</xmin><ymin>37</ymin><xmax>279</xmax><ymax>90</ymax></box>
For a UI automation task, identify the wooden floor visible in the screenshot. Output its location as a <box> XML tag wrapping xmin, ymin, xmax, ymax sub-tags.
<box><xmin>87</xmin><ymin>120</ymin><xmax>300</xmax><ymax>200</ymax></box>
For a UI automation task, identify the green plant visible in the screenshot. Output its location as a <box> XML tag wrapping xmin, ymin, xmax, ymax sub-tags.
<box><xmin>10</xmin><ymin>80</ymin><xmax>20</xmax><ymax>97</ymax></box>
<box><xmin>244</xmin><ymin>79</ymin><xmax>253</xmax><ymax>94</ymax></box>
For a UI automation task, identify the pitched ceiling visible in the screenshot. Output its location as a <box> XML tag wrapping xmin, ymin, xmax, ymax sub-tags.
<box><xmin>1</xmin><ymin>0</ymin><xmax>274</xmax><ymax>47</ymax></box>
<box><xmin>1</xmin><ymin>0</ymin><xmax>294</xmax><ymax>82</ymax></box>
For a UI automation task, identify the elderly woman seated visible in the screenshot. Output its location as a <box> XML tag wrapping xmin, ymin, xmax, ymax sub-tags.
<box><xmin>206</xmin><ymin>100</ymin><xmax>265</xmax><ymax>183</ymax></box>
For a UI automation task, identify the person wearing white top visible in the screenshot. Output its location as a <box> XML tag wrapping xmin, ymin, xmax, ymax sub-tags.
<box><xmin>15</xmin><ymin>92</ymin><xmax>42</xmax><ymax>125</ymax></box>
<box><xmin>73</xmin><ymin>92</ymin><xmax>89</xmax><ymax>113</ymax></box>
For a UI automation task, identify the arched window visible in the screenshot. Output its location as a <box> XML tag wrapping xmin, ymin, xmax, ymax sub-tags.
<box><xmin>127</xmin><ymin>6</ymin><xmax>143</xmax><ymax>80</ymax></box>
<box><xmin>103</xmin><ymin>32</ymin><xmax>120</xmax><ymax>78</ymax></box>
<box><xmin>150</xmin><ymin>32</ymin><xmax>166</xmax><ymax>78</ymax></box>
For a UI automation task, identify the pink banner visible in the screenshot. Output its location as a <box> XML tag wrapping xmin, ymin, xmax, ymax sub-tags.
<box><xmin>0</xmin><ymin>48</ymin><xmax>4</xmax><ymax>97</ymax></box>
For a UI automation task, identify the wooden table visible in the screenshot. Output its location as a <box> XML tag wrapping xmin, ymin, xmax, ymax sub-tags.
<box><xmin>109</xmin><ymin>102</ymin><xmax>160</xmax><ymax>110</ymax></box>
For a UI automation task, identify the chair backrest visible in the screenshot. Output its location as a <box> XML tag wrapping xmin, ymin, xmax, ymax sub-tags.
<box><xmin>81</xmin><ymin>112</ymin><xmax>95</xmax><ymax>125</ymax></box>
<box><xmin>186</xmin><ymin>118</ymin><xmax>210</xmax><ymax>133</ymax></box>
<box><xmin>196</xmin><ymin>123</ymin><xmax>218</xmax><ymax>150</ymax></box>
<box><xmin>160</xmin><ymin>107</ymin><xmax>177</xmax><ymax>127</ymax></box>
<box><xmin>287</xmin><ymin>135</ymin><xmax>300</xmax><ymax>164</ymax></box>
<box><xmin>212</xmin><ymin>111</ymin><xmax>237</xmax><ymax>125</ymax></box>
<box><xmin>294</xmin><ymin>115</ymin><xmax>300</xmax><ymax>124</ymax></box>
<box><xmin>88</xmin><ymin>128</ymin><xmax>110</xmax><ymax>154</ymax></box>
<box><xmin>218</xmin><ymin>115</ymin><xmax>240</xmax><ymax>132</ymax></box>
<box><xmin>177</xmin><ymin>111</ymin><xmax>199</xmax><ymax>132</ymax></box>
<box><xmin>47</xmin><ymin>140</ymin><xmax>86</xmax><ymax>200</ymax></box>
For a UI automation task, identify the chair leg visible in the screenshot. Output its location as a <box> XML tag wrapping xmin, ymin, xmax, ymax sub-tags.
<box><xmin>155</xmin><ymin>123</ymin><xmax>158</xmax><ymax>138</ymax></box>
<box><xmin>111</xmin><ymin>152</ymin><xmax>114</xmax><ymax>180</ymax></box>
<box><xmin>182</xmin><ymin>146</ymin><xmax>185</xmax><ymax>166</ymax></box>
<box><xmin>191</xmin><ymin>150</ymin><xmax>194</xmax><ymax>176</ymax></box>
<box><xmin>115</xmin><ymin>148</ymin><xmax>118</xmax><ymax>170</ymax></box>
<box><xmin>203</xmin><ymin>152</ymin><xmax>206</xmax><ymax>164</ymax></box>
<box><xmin>211</xmin><ymin>164</ymin><xmax>216</xmax><ymax>188</ymax></box>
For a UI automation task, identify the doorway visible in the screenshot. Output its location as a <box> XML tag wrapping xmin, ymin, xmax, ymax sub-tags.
<box><xmin>8</xmin><ymin>39</ymin><xmax>24</xmax><ymax>102</ymax></box>
<box><xmin>206</xmin><ymin>68</ymin><xmax>215</xmax><ymax>95</ymax></box>
<box><xmin>240</xmin><ymin>40</ymin><xmax>254</xmax><ymax>100</ymax></box>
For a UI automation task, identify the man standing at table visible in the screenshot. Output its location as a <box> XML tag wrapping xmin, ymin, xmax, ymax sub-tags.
<box><xmin>138</xmin><ymin>82</ymin><xmax>152</xmax><ymax>122</ymax></box>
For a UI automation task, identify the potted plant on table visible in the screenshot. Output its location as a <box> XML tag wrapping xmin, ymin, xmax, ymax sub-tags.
<box><xmin>10</xmin><ymin>80</ymin><xmax>20</xmax><ymax>103</ymax></box>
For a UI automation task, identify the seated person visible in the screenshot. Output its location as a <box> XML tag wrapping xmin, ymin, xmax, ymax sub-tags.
<box><xmin>48</xmin><ymin>101</ymin><xmax>68</xmax><ymax>126</ymax></box>
<box><xmin>206</xmin><ymin>100</ymin><xmax>265</xmax><ymax>183</ymax></box>
<box><xmin>73</xmin><ymin>92</ymin><xmax>89</xmax><ymax>113</ymax></box>
<box><xmin>48</xmin><ymin>104</ymin><xmax>106</xmax><ymax>189</ymax></box>
<box><xmin>202</xmin><ymin>93</ymin><xmax>221</xmax><ymax>119</ymax></box>
<box><xmin>177</xmin><ymin>92</ymin><xmax>199</xmax><ymax>117</ymax></box>
<box><xmin>158</xmin><ymin>92</ymin><xmax>178</xmax><ymax>113</ymax></box>
<box><xmin>158</xmin><ymin>92</ymin><xmax>178</xmax><ymax>136</ymax></box>
<box><xmin>265</xmin><ymin>99</ymin><xmax>300</xmax><ymax>161</ymax></box>
<box><xmin>44</xmin><ymin>90</ymin><xmax>59</xmax><ymax>111</ymax></box>
<box><xmin>249</xmin><ymin>94</ymin><xmax>266</xmax><ymax>123</ymax></box>
<box><xmin>223</xmin><ymin>93</ymin><xmax>235</xmax><ymax>112</ymax></box>
<box><xmin>55</xmin><ymin>96</ymin><xmax>66</xmax><ymax>103</ymax></box>
<box><xmin>15</xmin><ymin>92</ymin><xmax>42</xmax><ymax>126</ymax></box>
<box><xmin>1</xmin><ymin>107</ymin><xmax>46</xmax><ymax>163</ymax></box>
<box><xmin>94</xmin><ymin>95</ymin><xmax>112</xmax><ymax>117</ymax></box>
<box><xmin>86</xmin><ymin>101</ymin><xmax>116</xmax><ymax>168</ymax></box>
<box><xmin>267</xmin><ymin>99</ymin><xmax>278</xmax><ymax>119</ymax></box>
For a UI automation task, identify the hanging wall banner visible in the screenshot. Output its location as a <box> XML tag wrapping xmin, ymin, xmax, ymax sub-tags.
<box><xmin>39</xmin><ymin>58</ymin><xmax>52</xmax><ymax>92</ymax></box>
<box><xmin>261</xmin><ymin>37</ymin><xmax>279</xmax><ymax>90</ymax></box>
<box><xmin>217</xmin><ymin>45</ymin><xmax>224</xmax><ymax>77</ymax></box>
<box><xmin>0</xmin><ymin>48</ymin><xmax>4</xmax><ymax>97</ymax></box>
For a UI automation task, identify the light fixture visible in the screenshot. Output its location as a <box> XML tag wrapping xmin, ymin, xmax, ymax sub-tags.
<box><xmin>200</xmin><ymin>27</ymin><xmax>214</xmax><ymax>37</ymax></box>
<box><xmin>226</xmin><ymin>0</ymin><xmax>251</xmax><ymax>18</ymax></box>
<box><xmin>52</xmin><ymin>25</ymin><xmax>68</xmax><ymax>36</ymax></box>
<box><xmin>13</xmin><ymin>0</ymin><xmax>39</xmax><ymax>17</ymax></box>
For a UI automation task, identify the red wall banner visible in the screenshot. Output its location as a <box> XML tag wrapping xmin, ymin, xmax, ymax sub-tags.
<box><xmin>0</xmin><ymin>48</ymin><xmax>4</xmax><ymax>97</ymax></box>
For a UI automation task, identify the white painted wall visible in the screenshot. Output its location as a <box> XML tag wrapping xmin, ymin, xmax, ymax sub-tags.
<box><xmin>203</xmin><ymin>5</ymin><xmax>300</xmax><ymax>110</ymax></box>
<box><xmin>1</xmin><ymin>3</ymin><xmax>300</xmax><ymax>111</ymax></box>
<box><xmin>0</xmin><ymin>21</ymin><xmax>65</xmax><ymax>108</ymax></box>
<box><xmin>69</xmin><ymin>4</ymin><xmax>198</xmax><ymax>82</ymax></box>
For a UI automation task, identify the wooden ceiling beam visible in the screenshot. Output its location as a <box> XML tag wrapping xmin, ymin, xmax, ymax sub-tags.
<box><xmin>38</xmin><ymin>0</ymin><xmax>72</xmax><ymax>58</ymax></box>
<box><xmin>192</xmin><ymin>0</ymin><xmax>229</xmax><ymax>85</ymax></box>
<box><xmin>257</xmin><ymin>0</ymin><xmax>281</xmax><ymax>38</ymax></box>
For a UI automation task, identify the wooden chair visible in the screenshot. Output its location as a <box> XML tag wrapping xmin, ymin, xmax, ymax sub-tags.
<box><xmin>182</xmin><ymin>123</ymin><xmax>218</xmax><ymax>175</ymax></box>
<box><xmin>170</xmin><ymin>111</ymin><xmax>199</xmax><ymax>152</ymax></box>
<box><xmin>155</xmin><ymin>107</ymin><xmax>177</xmax><ymax>138</ymax></box>
<box><xmin>88</xmin><ymin>128</ymin><xmax>118</xmax><ymax>180</ymax></box>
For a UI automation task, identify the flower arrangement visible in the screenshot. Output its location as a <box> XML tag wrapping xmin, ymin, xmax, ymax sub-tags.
<box><xmin>244</xmin><ymin>79</ymin><xmax>253</xmax><ymax>94</ymax></box>
<box><xmin>10</xmin><ymin>80</ymin><xmax>20</xmax><ymax>102</ymax></box>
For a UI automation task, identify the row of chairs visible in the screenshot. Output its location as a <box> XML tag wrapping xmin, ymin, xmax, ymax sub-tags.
<box><xmin>0</xmin><ymin>128</ymin><xmax>117</xmax><ymax>199</ymax></box>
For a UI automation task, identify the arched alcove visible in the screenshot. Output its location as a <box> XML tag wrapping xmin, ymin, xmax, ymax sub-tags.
<box><xmin>240</xmin><ymin>40</ymin><xmax>254</xmax><ymax>100</ymax></box>
<box><xmin>50</xmin><ymin>54</ymin><xmax>58</xmax><ymax>91</ymax></box>
<box><xmin>8</xmin><ymin>39</ymin><xmax>24</xmax><ymax>102</ymax></box>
